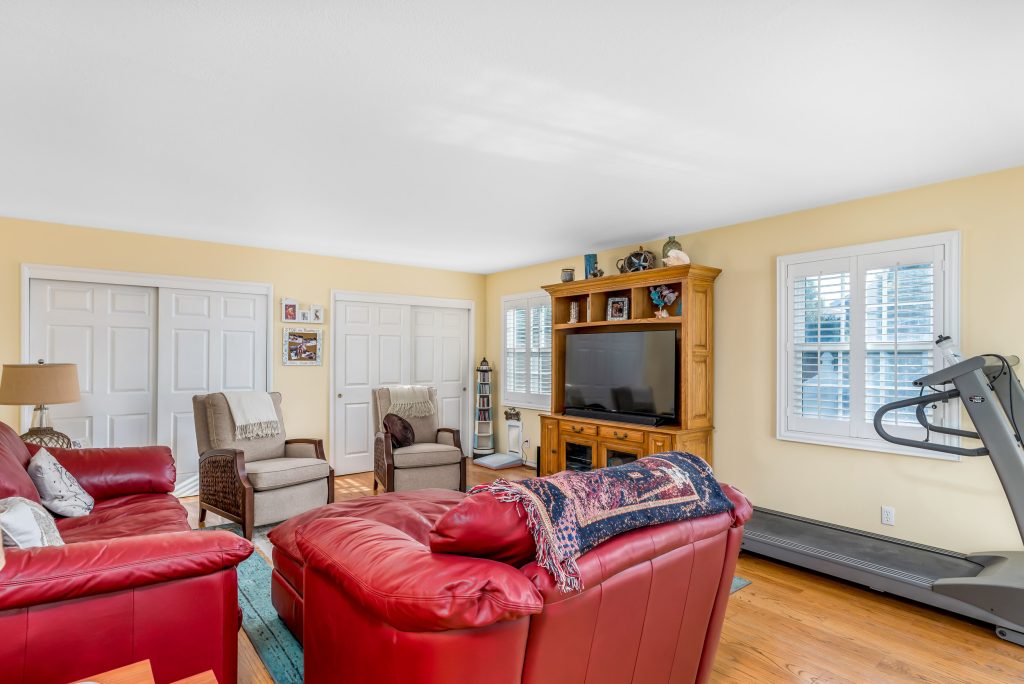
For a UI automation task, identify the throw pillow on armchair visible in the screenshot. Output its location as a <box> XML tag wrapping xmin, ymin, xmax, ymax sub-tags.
<box><xmin>383</xmin><ymin>413</ymin><xmax>416</xmax><ymax>449</ymax></box>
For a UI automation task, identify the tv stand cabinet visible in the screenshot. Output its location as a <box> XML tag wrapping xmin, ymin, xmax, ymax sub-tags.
<box><xmin>539</xmin><ymin>264</ymin><xmax>720</xmax><ymax>476</ymax></box>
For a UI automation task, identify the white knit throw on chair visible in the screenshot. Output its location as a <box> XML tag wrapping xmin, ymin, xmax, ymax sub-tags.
<box><xmin>223</xmin><ymin>391</ymin><xmax>282</xmax><ymax>440</ymax></box>
<box><xmin>387</xmin><ymin>385</ymin><xmax>435</xmax><ymax>418</ymax></box>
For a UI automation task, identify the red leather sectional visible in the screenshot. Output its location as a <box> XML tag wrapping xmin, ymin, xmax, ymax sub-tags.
<box><xmin>270</xmin><ymin>483</ymin><xmax>752</xmax><ymax>684</ymax></box>
<box><xmin>0</xmin><ymin>422</ymin><xmax>252</xmax><ymax>684</ymax></box>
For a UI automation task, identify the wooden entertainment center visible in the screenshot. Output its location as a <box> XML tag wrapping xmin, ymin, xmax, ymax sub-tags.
<box><xmin>538</xmin><ymin>264</ymin><xmax>720</xmax><ymax>476</ymax></box>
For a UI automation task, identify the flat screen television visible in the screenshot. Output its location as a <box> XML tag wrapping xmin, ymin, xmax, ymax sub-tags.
<box><xmin>564</xmin><ymin>329</ymin><xmax>678</xmax><ymax>425</ymax></box>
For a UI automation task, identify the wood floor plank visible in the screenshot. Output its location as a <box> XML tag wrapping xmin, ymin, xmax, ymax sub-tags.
<box><xmin>182</xmin><ymin>466</ymin><xmax>1020</xmax><ymax>683</ymax></box>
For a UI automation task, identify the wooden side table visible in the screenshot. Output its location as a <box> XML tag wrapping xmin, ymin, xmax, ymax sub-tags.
<box><xmin>72</xmin><ymin>660</ymin><xmax>218</xmax><ymax>684</ymax></box>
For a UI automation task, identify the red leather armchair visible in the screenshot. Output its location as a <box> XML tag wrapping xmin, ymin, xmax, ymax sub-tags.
<box><xmin>0</xmin><ymin>422</ymin><xmax>252</xmax><ymax>684</ymax></box>
<box><xmin>270</xmin><ymin>483</ymin><xmax>752</xmax><ymax>683</ymax></box>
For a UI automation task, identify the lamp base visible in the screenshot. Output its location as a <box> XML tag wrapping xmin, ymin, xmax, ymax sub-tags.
<box><xmin>20</xmin><ymin>427</ymin><xmax>73</xmax><ymax>449</ymax></box>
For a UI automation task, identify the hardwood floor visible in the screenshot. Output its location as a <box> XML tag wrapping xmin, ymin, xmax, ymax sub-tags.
<box><xmin>184</xmin><ymin>465</ymin><xmax>1023</xmax><ymax>683</ymax></box>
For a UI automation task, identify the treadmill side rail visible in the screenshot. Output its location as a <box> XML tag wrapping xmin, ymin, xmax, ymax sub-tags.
<box><xmin>932</xmin><ymin>551</ymin><xmax>1024</xmax><ymax>628</ymax></box>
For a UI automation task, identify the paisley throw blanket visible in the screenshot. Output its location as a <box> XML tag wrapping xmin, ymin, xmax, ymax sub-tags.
<box><xmin>473</xmin><ymin>452</ymin><xmax>733</xmax><ymax>592</ymax></box>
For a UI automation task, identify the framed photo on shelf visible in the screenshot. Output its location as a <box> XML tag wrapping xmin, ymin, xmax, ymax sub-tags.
<box><xmin>281</xmin><ymin>298</ymin><xmax>298</xmax><ymax>322</ymax></box>
<box><xmin>607</xmin><ymin>297</ymin><xmax>630</xmax><ymax>321</ymax></box>
<box><xmin>283</xmin><ymin>327</ymin><xmax>323</xmax><ymax>366</ymax></box>
<box><xmin>310</xmin><ymin>304</ymin><xmax>324</xmax><ymax>323</ymax></box>
<box><xmin>297</xmin><ymin>309</ymin><xmax>311</xmax><ymax>322</ymax></box>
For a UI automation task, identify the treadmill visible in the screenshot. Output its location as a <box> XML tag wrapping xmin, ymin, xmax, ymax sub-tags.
<box><xmin>743</xmin><ymin>352</ymin><xmax>1024</xmax><ymax>645</ymax></box>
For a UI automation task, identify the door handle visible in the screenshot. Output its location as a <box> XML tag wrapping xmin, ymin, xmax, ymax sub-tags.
<box><xmin>337</xmin><ymin>393</ymin><xmax>343</xmax><ymax>398</ymax></box>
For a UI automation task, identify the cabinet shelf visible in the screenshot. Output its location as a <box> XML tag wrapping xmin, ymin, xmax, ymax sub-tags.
<box><xmin>554</xmin><ymin>316</ymin><xmax>682</xmax><ymax>330</ymax></box>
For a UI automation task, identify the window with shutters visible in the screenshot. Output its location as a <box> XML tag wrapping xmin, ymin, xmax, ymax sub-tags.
<box><xmin>502</xmin><ymin>292</ymin><xmax>552</xmax><ymax>410</ymax></box>
<box><xmin>777</xmin><ymin>232</ymin><xmax>960</xmax><ymax>458</ymax></box>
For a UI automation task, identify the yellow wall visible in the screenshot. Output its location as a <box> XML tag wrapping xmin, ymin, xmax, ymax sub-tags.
<box><xmin>0</xmin><ymin>218</ymin><xmax>486</xmax><ymax>442</ymax></box>
<box><xmin>485</xmin><ymin>166</ymin><xmax>1024</xmax><ymax>554</ymax></box>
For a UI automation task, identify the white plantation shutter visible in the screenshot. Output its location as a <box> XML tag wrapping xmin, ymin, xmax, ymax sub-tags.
<box><xmin>503</xmin><ymin>293</ymin><xmax>552</xmax><ymax>409</ymax></box>
<box><xmin>778</xmin><ymin>234</ymin><xmax>958</xmax><ymax>456</ymax></box>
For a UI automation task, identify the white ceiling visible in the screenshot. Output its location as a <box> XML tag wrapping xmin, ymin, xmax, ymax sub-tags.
<box><xmin>2</xmin><ymin>2</ymin><xmax>1023</xmax><ymax>274</ymax></box>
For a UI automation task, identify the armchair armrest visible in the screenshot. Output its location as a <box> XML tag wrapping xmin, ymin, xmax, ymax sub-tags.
<box><xmin>436</xmin><ymin>428</ymin><xmax>462</xmax><ymax>450</ymax></box>
<box><xmin>0</xmin><ymin>531</ymin><xmax>252</xmax><ymax>611</ymax></box>
<box><xmin>285</xmin><ymin>438</ymin><xmax>326</xmax><ymax>460</ymax></box>
<box><xmin>284</xmin><ymin>438</ymin><xmax>334</xmax><ymax>503</ymax></box>
<box><xmin>25</xmin><ymin>443</ymin><xmax>175</xmax><ymax>500</ymax></box>
<box><xmin>296</xmin><ymin>517</ymin><xmax>542</xmax><ymax>632</ymax></box>
<box><xmin>199</xmin><ymin>448</ymin><xmax>252</xmax><ymax>523</ymax></box>
<box><xmin>374</xmin><ymin>431</ymin><xmax>394</xmax><ymax>492</ymax></box>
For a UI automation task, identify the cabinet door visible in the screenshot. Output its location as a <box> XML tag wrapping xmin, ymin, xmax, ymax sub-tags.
<box><xmin>540</xmin><ymin>417</ymin><xmax>560</xmax><ymax>475</ymax></box>
<box><xmin>559</xmin><ymin>433</ymin><xmax>597</xmax><ymax>472</ymax></box>
<box><xmin>647</xmin><ymin>432</ymin><xmax>672</xmax><ymax>455</ymax></box>
<box><xmin>599</xmin><ymin>440</ymin><xmax>644</xmax><ymax>469</ymax></box>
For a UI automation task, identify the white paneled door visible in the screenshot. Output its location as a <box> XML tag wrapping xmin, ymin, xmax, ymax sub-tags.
<box><xmin>412</xmin><ymin>307</ymin><xmax>469</xmax><ymax>434</ymax></box>
<box><xmin>29</xmin><ymin>280</ymin><xmax>158</xmax><ymax>447</ymax></box>
<box><xmin>333</xmin><ymin>299</ymin><xmax>470</xmax><ymax>475</ymax></box>
<box><xmin>333</xmin><ymin>301</ymin><xmax>411</xmax><ymax>475</ymax></box>
<box><xmin>158</xmin><ymin>289</ymin><xmax>268</xmax><ymax>496</ymax></box>
<box><xmin>28</xmin><ymin>278</ymin><xmax>269</xmax><ymax>497</ymax></box>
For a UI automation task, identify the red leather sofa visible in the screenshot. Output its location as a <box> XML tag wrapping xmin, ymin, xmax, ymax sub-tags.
<box><xmin>0</xmin><ymin>421</ymin><xmax>252</xmax><ymax>684</ymax></box>
<box><xmin>269</xmin><ymin>483</ymin><xmax>752</xmax><ymax>683</ymax></box>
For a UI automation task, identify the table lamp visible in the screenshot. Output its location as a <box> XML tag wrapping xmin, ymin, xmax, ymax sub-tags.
<box><xmin>0</xmin><ymin>360</ymin><xmax>81</xmax><ymax>448</ymax></box>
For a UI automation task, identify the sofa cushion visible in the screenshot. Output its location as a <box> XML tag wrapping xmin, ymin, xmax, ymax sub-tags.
<box><xmin>198</xmin><ymin>392</ymin><xmax>286</xmax><ymax>462</ymax></box>
<box><xmin>392</xmin><ymin>443</ymin><xmax>462</xmax><ymax>468</ymax></box>
<box><xmin>0</xmin><ymin>421</ymin><xmax>41</xmax><ymax>503</ymax></box>
<box><xmin>296</xmin><ymin>516</ymin><xmax>544</xmax><ymax>632</ymax></box>
<box><xmin>56</xmin><ymin>493</ymin><xmax>189</xmax><ymax>543</ymax></box>
<box><xmin>28</xmin><ymin>448</ymin><xmax>95</xmax><ymax>517</ymax></box>
<box><xmin>25</xmin><ymin>443</ymin><xmax>176</xmax><ymax>499</ymax></box>
<box><xmin>383</xmin><ymin>413</ymin><xmax>415</xmax><ymax>448</ymax></box>
<box><xmin>268</xmin><ymin>489</ymin><xmax>465</xmax><ymax>573</ymax></box>
<box><xmin>245</xmin><ymin>457</ymin><xmax>329</xmax><ymax>492</ymax></box>
<box><xmin>428</xmin><ymin>491</ymin><xmax>535</xmax><ymax>566</ymax></box>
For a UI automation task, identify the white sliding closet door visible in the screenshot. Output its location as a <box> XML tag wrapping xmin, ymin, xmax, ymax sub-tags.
<box><xmin>412</xmin><ymin>307</ymin><xmax>469</xmax><ymax>441</ymax></box>
<box><xmin>332</xmin><ymin>297</ymin><xmax>471</xmax><ymax>475</ymax></box>
<box><xmin>28</xmin><ymin>280</ymin><xmax>157</xmax><ymax>447</ymax></box>
<box><xmin>333</xmin><ymin>301</ymin><xmax>410</xmax><ymax>475</ymax></box>
<box><xmin>158</xmin><ymin>289</ymin><xmax>269</xmax><ymax>496</ymax></box>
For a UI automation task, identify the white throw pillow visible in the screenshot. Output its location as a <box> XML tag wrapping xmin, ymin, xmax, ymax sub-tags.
<box><xmin>27</xmin><ymin>448</ymin><xmax>95</xmax><ymax>518</ymax></box>
<box><xmin>0</xmin><ymin>497</ymin><xmax>64</xmax><ymax>548</ymax></box>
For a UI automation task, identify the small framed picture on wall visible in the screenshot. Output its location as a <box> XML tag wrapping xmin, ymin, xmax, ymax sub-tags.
<box><xmin>281</xmin><ymin>298</ymin><xmax>298</xmax><ymax>322</ymax></box>
<box><xmin>298</xmin><ymin>309</ymin><xmax>311</xmax><ymax>322</ymax></box>
<box><xmin>310</xmin><ymin>304</ymin><xmax>324</xmax><ymax>324</ymax></box>
<box><xmin>283</xmin><ymin>327</ymin><xmax>323</xmax><ymax>366</ymax></box>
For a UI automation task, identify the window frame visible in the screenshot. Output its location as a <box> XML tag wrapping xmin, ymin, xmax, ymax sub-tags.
<box><xmin>776</xmin><ymin>231</ymin><xmax>961</xmax><ymax>460</ymax></box>
<box><xmin>501</xmin><ymin>291</ymin><xmax>552</xmax><ymax>411</ymax></box>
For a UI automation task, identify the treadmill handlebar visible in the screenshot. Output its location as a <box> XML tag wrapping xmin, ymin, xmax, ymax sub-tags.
<box><xmin>873</xmin><ymin>390</ymin><xmax>989</xmax><ymax>458</ymax></box>
<box><xmin>915</xmin><ymin>354</ymin><xmax>1021</xmax><ymax>387</ymax></box>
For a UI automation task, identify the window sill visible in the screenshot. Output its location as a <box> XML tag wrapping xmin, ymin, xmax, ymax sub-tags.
<box><xmin>776</xmin><ymin>429</ymin><xmax>961</xmax><ymax>462</ymax></box>
<box><xmin>500</xmin><ymin>400</ymin><xmax>551</xmax><ymax>413</ymax></box>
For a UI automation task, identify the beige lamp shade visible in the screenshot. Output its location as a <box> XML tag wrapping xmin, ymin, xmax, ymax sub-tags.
<box><xmin>0</xmin><ymin>363</ymin><xmax>81</xmax><ymax>406</ymax></box>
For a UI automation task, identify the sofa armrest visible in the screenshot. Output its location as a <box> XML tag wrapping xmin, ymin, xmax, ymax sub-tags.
<box><xmin>25</xmin><ymin>443</ymin><xmax>176</xmax><ymax>500</ymax></box>
<box><xmin>0</xmin><ymin>531</ymin><xmax>252</xmax><ymax>611</ymax></box>
<box><xmin>297</xmin><ymin>517</ymin><xmax>542</xmax><ymax>632</ymax></box>
<box><xmin>285</xmin><ymin>438</ymin><xmax>326</xmax><ymax>460</ymax></box>
<box><xmin>721</xmin><ymin>483</ymin><xmax>753</xmax><ymax>526</ymax></box>
<box><xmin>436</xmin><ymin>428</ymin><xmax>461</xmax><ymax>450</ymax></box>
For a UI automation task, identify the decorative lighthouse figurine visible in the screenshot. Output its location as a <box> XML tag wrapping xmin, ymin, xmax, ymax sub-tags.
<box><xmin>473</xmin><ymin>358</ymin><xmax>495</xmax><ymax>456</ymax></box>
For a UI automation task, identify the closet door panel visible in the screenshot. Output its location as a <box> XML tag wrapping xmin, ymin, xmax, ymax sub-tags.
<box><xmin>158</xmin><ymin>289</ymin><xmax>267</xmax><ymax>496</ymax></box>
<box><xmin>29</xmin><ymin>280</ymin><xmax>157</xmax><ymax>448</ymax></box>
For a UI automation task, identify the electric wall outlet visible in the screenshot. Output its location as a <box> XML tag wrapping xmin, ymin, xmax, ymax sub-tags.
<box><xmin>881</xmin><ymin>505</ymin><xmax>896</xmax><ymax>526</ymax></box>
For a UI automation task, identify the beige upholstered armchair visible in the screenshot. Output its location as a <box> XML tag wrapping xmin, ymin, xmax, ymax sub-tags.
<box><xmin>193</xmin><ymin>392</ymin><xmax>333</xmax><ymax>539</ymax></box>
<box><xmin>372</xmin><ymin>387</ymin><xmax>466</xmax><ymax>493</ymax></box>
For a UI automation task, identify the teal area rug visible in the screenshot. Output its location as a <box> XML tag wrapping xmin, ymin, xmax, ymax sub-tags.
<box><xmin>204</xmin><ymin>522</ymin><xmax>749</xmax><ymax>682</ymax></box>
<box><xmin>731</xmin><ymin>576</ymin><xmax>751</xmax><ymax>593</ymax></box>
<box><xmin>201</xmin><ymin>523</ymin><xmax>303</xmax><ymax>683</ymax></box>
